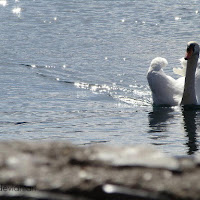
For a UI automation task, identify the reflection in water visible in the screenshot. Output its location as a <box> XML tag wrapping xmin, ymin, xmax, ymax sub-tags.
<box><xmin>148</xmin><ymin>106</ymin><xmax>199</xmax><ymax>155</ymax></box>
<box><xmin>148</xmin><ymin>107</ymin><xmax>174</xmax><ymax>133</ymax></box>
<box><xmin>182</xmin><ymin>108</ymin><xmax>198</xmax><ymax>155</ymax></box>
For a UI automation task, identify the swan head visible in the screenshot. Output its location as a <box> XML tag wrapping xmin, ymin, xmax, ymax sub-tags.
<box><xmin>185</xmin><ymin>41</ymin><xmax>199</xmax><ymax>60</ymax></box>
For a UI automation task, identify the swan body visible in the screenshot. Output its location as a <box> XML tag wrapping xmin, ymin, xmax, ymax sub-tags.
<box><xmin>147</xmin><ymin>41</ymin><xmax>200</xmax><ymax>106</ymax></box>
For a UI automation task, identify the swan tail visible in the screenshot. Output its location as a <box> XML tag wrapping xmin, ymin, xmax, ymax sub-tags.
<box><xmin>150</xmin><ymin>57</ymin><xmax>168</xmax><ymax>71</ymax></box>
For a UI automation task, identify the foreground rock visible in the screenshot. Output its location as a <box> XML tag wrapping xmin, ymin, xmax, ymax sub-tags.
<box><xmin>0</xmin><ymin>141</ymin><xmax>199</xmax><ymax>199</ymax></box>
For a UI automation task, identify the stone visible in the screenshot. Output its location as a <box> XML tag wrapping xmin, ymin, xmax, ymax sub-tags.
<box><xmin>0</xmin><ymin>141</ymin><xmax>198</xmax><ymax>199</ymax></box>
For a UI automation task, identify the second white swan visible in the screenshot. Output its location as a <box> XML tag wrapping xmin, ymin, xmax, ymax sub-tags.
<box><xmin>147</xmin><ymin>41</ymin><xmax>200</xmax><ymax>106</ymax></box>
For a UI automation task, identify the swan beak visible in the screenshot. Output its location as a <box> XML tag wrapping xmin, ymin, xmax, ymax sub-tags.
<box><xmin>184</xmin><ymin>49</ymin><xmax>193</xmax><ymax>60</ymax></box>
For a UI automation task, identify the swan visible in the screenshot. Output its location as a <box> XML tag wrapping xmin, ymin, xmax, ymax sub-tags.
<box><xmin>147</xmin><ymin>41</ymin><xmax>200</xmax><ymax>106</ymax></box>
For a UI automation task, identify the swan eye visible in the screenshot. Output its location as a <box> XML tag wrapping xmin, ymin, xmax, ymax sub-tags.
<box><xmin>187</xmin><ymin>44</ymin><xmax>195</xmax><ymax>52</ymax></box>
<box><xmin>187</xmin><ymin>46</ymin><xmax>192</xmax><ymax>53</ymax></box>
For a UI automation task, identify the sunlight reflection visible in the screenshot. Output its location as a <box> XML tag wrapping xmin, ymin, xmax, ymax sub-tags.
<box><xmin>0</xmin><ymin>0</ymin><xmax>7</xmax><ymax>7</ymax></box>
<box><xmin>12</xmin><ymin>7</ymin><xmax>21</xmax><ymax>17</ymax></box>
<box><xmin>174</xmin><ymin>16</ymin><xmax>181</xmax><ymax>21</ymax></box>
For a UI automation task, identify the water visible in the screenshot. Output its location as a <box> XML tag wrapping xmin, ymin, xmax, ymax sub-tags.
<box><xmin>0</xmin><ymin>0</ymin><xmax>200</xmax><ymax>156</ymax></box>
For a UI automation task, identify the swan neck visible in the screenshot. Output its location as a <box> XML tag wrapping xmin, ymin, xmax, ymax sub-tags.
<box><xmin>181</xmin><ymin>55</ymin><xmax>198</xmax><ymax>105</ymax></box>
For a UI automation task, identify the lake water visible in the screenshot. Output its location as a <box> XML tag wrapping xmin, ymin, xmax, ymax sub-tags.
<box><xmin>0</xmin><ymin>0</ymin><xmax>200</xmax><ymax>156</ymax></box>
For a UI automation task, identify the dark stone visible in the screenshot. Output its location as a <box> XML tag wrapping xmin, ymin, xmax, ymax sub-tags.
<box><xmin>0</xmin><ymin>141</ymin><xmax>199</xmax><ymax>199</ymax></box>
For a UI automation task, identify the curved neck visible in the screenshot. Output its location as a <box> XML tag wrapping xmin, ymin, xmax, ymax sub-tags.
<box><xmin>181</xmin><ymin>55</ymin><xmax>198</xmax><ymax>105</ymax></box>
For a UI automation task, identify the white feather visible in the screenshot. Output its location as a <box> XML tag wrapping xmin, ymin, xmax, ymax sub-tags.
<box><xmin>147</xmin><ymin>57</ymin><xmax>183</xmax><ymax>106</ymax></box>
<box><xmin>147</xmin><ymin>57</ymin><xmax>200</xmax><ymax>106</ymax></box>
<box><xmin>173</xmin><ymin>58</ymin><xmax>187</xmax><ymax>77</ymax></box>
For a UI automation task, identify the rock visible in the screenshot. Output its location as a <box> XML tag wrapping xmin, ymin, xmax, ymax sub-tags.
<box><xmin>70</xmin><ymin>145</ymin><xmax>180</xmax><ymax>171</ymax></box>
<box><xmin>0</xmin><ymin>141</ymin><xmax>198</xmax><ymax>199</ymax></box>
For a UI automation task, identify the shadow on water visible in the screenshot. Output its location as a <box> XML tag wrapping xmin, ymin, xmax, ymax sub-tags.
<box><xmin>148</xmin><ymin>107</ymin><xmax>174</xmax><ymax>133</ymax></box>
<box><xmin>148</xmin><ymin>106</ymin><xmax>199</xmax><ymax>155</ymax></box>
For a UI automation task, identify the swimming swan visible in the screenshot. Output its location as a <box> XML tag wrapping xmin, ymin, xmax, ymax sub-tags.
<box><xmin>147</xmin><ymin>41</ymin><xmax>200</xmax><ymax>106</ymax></box>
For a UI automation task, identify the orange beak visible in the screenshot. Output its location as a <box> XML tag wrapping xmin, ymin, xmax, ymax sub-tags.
<box><xmin>184</xmin><ymin>48</ymin><xmax>193</xmax><ymax>60</ymax></box>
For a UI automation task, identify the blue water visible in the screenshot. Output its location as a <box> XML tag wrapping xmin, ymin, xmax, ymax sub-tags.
<box><xmin>0</xmin><ymin>0</ymin><xmax>200</xmax><ymax>155</ymax></box>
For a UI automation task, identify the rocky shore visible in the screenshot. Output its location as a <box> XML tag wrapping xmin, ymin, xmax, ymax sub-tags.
<box><xmin>0</xmin><ymin>141</ymin><xmax>199</xmax><ymax>200</ymax></box>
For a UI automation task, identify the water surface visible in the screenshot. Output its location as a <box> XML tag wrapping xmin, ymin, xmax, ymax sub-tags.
<box><xmin>0</xmin><ymin>0</ymin><xmax>200</xmax><ymax>155</ymax></box>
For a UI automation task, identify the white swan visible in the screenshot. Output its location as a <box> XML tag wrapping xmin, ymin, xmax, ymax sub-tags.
<box><xmin>147</xmin><ymin>41</ymin><xmax>200</xmax><ymax>106</ymax></box>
